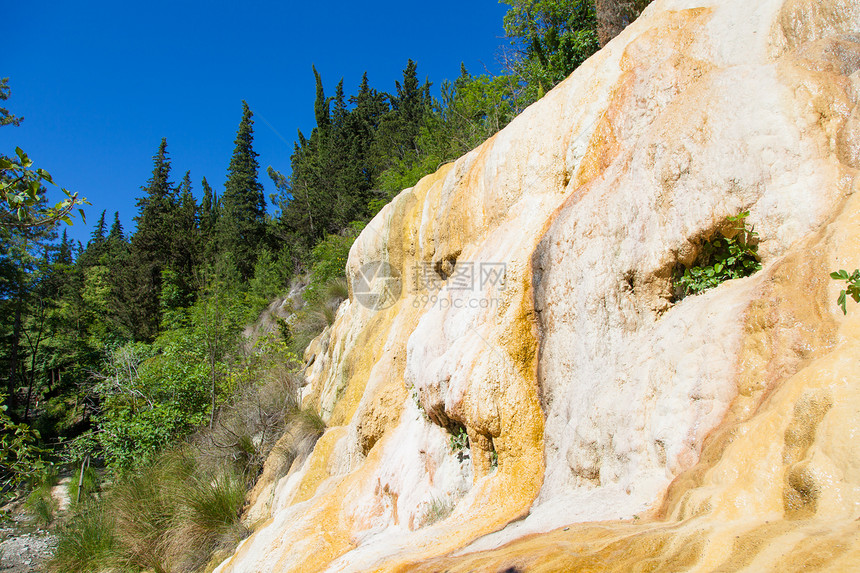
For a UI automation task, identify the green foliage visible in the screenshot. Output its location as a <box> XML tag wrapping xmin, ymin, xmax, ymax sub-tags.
<box><xmin>94</xmin><ymin>338</ymin><xmax>206</xmax><ymax>469</ymax></box>
<box><xmin>249</xmin><ymin>248</ymin><xmax>285</xmax><ymax>304</ymax></box>
<box><xmin>1</xmin><ymin>147</ymin><xmax>88</xmax><ymax>231</ymax></box>
<box><xmin>830</xmin><ymin>269</ymin><xmax>860</xmax><ymax>314</ymax></box>
<box><xmin>25</xmin><ymin>483</ymin><xmax>58</xmax><ymax>527</ymax></box>
<box><xmin>0</xmin><ymin>395</ymin><xmax>45</xmax><ymax>494</ymax></box>
<box><xmin>218</xmin><ymin>101</ymin><xmax>266</xmax><ymax>281</ymax></box>
<box><xmin>68</xmin><ymin>464</ymin><xmax>100</xmax><ymax>506</ymax></box>
<box><xmin>50</xmin><ymin>501</ymin><xmax>117</xmax><ymax>573</ymax></box>
<box><xmin>501</xmin><ymin>0</ymin><xmax>600</xmax><ymax>101</ymax></box>
<box><xmin>675</xmin><ymin>212</ymin><xmax>762</xmax><ymax>297</ymax></box>
<box><xmin>0</xmin><ymin>77</ymin><xmax>23</xmax><ymax>127</ymax></box>
<box><xmin>52</xmin><ymin>449</ymin><xmax>248</xmax><ymax>573</ymax></box>
<box><xmin>303</xmin><ymin>222</ymin><xmax>363</xmax><ymax>306</ymax></box>
<box><xmin>24</xmin><ymin>464</ymin><xmax>59</xmax><ymax>527</ymax></box>
<box><xmin>449</xmin><ymin>426</ymin><xmax>469</xmax><ymax>453</ymax></box>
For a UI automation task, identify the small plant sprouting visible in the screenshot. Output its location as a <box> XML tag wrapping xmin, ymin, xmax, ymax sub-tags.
<box><xmin>424</xmin><ymin>495</ymin><xmax>456</xmax><ymax>526</ymax></box>
<box><xmin>449</xmin><ymin>427</ymin><xmax>469</xmax><ymax>453</ymax></box>
<box><xmin>490</xmin><ymin>449</ymin><xmax>498</xmax><ymax>470</ymax></box>
<box><xmin>830</xmin><ymin>269</ymin><xmax>860</xmax><ymax>314</ymax></box>
<box><xmin>449</xmin><ymin>426</ymin><xmax>470</xmax><ymax>462</ymax></box>
<box><xmin>675</xmin><ymin>211</ymin><xmax>762</xmax><ymax>297</ymax></box>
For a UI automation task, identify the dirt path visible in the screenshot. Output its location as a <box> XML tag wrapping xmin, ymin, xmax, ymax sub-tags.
<box><xmin>0</xmin><ymin>526</ymin><xmax>56</xmax><ymax>572</ymax></box>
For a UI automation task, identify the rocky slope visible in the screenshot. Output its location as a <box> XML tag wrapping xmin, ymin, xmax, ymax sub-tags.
<box><xmin>216</xmin><ymin>0</ymin><xmax>860</xmax><ymax>570</ymax></box>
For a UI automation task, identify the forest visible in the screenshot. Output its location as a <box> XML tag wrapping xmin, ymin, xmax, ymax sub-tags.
<box><xmin>0</xmin><ymin>2</ymin><xmax>650</xmax><ymax>571</ymax></box>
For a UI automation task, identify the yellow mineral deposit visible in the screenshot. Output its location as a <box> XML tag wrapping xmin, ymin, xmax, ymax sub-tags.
<box><xmin>215</xmin><ymin>0</ymin><xmax>860</xmax><ymax>570</ymax></box>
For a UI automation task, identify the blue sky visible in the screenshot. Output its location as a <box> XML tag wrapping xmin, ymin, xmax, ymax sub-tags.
<box><xmin>3</xmin><ymin>1</ymin><xmax>511</xmax><ymax>245</ymax></box>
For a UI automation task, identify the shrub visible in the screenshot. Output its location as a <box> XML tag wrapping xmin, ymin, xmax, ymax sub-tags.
<box><xmin>169</xmin><ymin>466</ymin><xmax>248</xmax><ymax>572</ymax></box>
<box><xmin>303</xmin><ymin>222</ymin><xmax>364</xmax><ymax>306</ymax></box>
<box><xmin>51</xmin><ymin>449</ymin><xmax>249</xmax><ymax>573</ymax></box>
<box><xmin>675</xmin><ymin>211</ymin><xmax>761</xmax><ymax>297</ymax></box>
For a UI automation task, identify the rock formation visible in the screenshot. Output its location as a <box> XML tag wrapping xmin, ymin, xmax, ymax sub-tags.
<box><xmin>216</xmin><ymin>0</ymin><xmax>860</xmax><ymax>570</ymax></box>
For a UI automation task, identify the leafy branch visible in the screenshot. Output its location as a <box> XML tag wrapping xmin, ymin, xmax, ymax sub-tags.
<box><xmin>0</xmin><ymin>146</ymin><xmax>88</xmax><ymax>229</ymax></box>
<box><xmin>830</xmin><ymin>269</ymin><xmax>860</xmax><ymax>314</ymax></box>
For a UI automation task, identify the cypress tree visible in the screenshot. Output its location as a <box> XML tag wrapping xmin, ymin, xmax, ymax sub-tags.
<box><xmin>312</xmin><ymin>65</ymin><xmax>330</xmax><ymax>136</ymax></box>
<box><xmin>218</xmin><ymin>101</ymin><xmax>265</xmax><ymax>281</ymax></box>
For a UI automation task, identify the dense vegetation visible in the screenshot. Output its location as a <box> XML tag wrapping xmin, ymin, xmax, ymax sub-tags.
<box><xmin>0</xmin><ymin>2</ymin><xmax>652</xmax><ymax>571</ymax></box>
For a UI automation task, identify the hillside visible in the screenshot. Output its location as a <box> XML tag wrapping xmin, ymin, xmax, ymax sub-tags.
<box><xmin>216</xmin><ymin>0</ymin><xmax>860</xmax><ymax>570</ymax></box>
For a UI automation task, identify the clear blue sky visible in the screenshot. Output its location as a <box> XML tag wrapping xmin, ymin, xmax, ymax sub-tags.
<box><xmin>2</xmin><ymin>1</ymin><xmax>511</xmax><ymax>245</ymax></box>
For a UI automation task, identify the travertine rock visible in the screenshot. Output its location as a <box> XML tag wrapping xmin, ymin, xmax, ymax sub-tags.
<box><xmin>217</xmin><ymin>0</ymin><xmax>860</xmax><ymax>571</ymax></box>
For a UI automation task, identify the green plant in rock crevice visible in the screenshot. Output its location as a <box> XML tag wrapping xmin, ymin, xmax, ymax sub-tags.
<box><xmin>830</xmin><ymin>269</ymin><xmax>860</xmax><ymax>314</ymax></box>
<box><xmin>449</xmin><ymin>426</ymin><xmax>470</xmax><ymax>463</ymax></box>
<box><xmin>675</xmin><ymin>211</ymin><xmax>762</xmax><ymax>297</ymax></box>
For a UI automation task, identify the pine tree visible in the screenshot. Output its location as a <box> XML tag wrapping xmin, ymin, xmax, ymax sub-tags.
<box><xmin>170</xmin><ymin>171</ymin><xmax>200</xmax><ymax>308</ymax></box>
<box><xmin>108</xmin><ymin>211</ymin><xmax>124</xmax><ymax>243</ymax></box>
<box><xmin>90</xmin><ymin>210</ymin><xmax>107</xmax><ymax>244</ymax></box>
<box><xmin>0</xmin><ymin>78</ymin><xmax>23</xmax><ymax>128</ymax></box>
<box><xmin>199</xmin><ymin>177</ymin><xmax>220</xmax><ymax>265</ymax></box>
<box><xmin>200</xmin><ymin>177</ymin><xmax>217</xmax><ymax>238</ymax></box>
<box><xmin>126</xmin><ymin>138</ymin><xmax>176</xmax><ymax>340</ymax></box>
<box><xmin>218</xmin><ymin>101</ymin><xmax>266</xmax><ymax>281</ymax></box>
<box><xmin>57</xmin><ymin>229</ymin><xmax>73</xmax><ymax>266</ymax></box>
<box><xmin>78</xmin><ymin>210</ymin><xmax>108</xmax><ymax>267</ymax></box>
<box><xmin>104</xmin><ymin>212</ymin><xmax>133</xmax><ymax>341</ymax></box>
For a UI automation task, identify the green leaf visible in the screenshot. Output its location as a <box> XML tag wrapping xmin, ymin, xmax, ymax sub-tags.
<box><xmin>15</xmin><ymin>147</ymin><xmax>32</xmax><ymax>167</ymax></box>
<box><xmin>36</xmin><ymin>168</ymin><xmax>53</xmax><ymax>184</ymax></box>
<box><xmin>78</xmin><ymin>208</ymin><xmax>87</xmax><ymax>224</ymax></box>
<box><xmin>27</xmin><ymin>179</ymin><xmax>40</xmax><ymax>200</ymax></box>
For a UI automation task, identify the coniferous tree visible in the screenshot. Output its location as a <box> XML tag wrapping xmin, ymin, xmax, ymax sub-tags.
<box><xmin>104</xmin><ymin>212</ymin><xmax>132</xmax><ymax>341</ymax></box>
<box><xmin>199</xmin><ymin>177</ymin><xmax>220</xmax><ymax>266</ymax></box>
<box><xmin>125</xmin><ymin>138</ymin><xmax>176</xmax><ymax>340</ymax></box>
<box><xmin>78</xmin><ymin>210</ymin><xmax>108</xmax><ymax>268</ymax></box>
<box><xmin>90</xmin><ymin>211</ymin><xmax>107</xmax><ymax>245</ymax></box>
<box><xmin>0</xmin><ymin>78</ymin><xmax>23</xmax><ymax>128</ymax></box>
<box><xmin>57</xmin><ymin>229</ymin><xmax>73</xmax><ymax>267</ymax></box>
<box><xmin>108</xmin><ymin>211</ymin><xmax>124</xmax><ymax>244</ymax></box>
<box><xmin>171</xmin><ymin>170</ymin><xmax>200</xmax><ymax>307</ymax></box>
<box><xmin>312</xmin><ymin>66</ymin><xmax>330</xmax><ymax>137</ymax></box>
<box><xmin>218</xmin><ymin>101</ymin><xmax>266</xmax><ymax>281</ymax></box>
<box><xmin>200</xmin><ymin>177</ymin><xmax>217</xmax><ymax>239</ymax></box>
